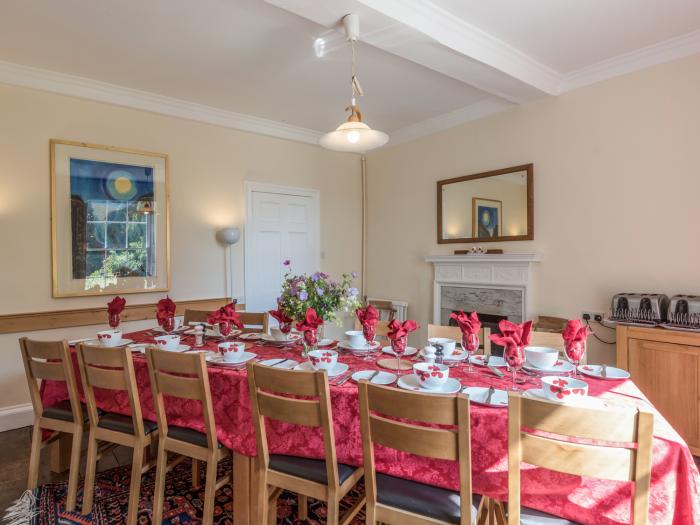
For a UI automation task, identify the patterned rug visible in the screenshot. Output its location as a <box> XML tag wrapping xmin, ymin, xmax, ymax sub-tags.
<box><xmin>27</xmin><ymin>458</ymin><xmax>365</xmax><ymax>524</ymax></box>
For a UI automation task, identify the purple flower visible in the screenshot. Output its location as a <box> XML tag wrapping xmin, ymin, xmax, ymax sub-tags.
<box><xmin>283</xmin><ymin>259</ymin><xmax>290</xmax><ymax>266</ymax></box>
<box><xmin>348</xmin><ymin>287</ymin><xmax>359</xmax><ymax>297</ymax></box>
<box><xmin>351</xmin><ymin>271</ymin><xmax>358</xmax><ymax>279</ymax></box>
<box><xmin>316</xmin><ymin>286</ymin><xmax>324</xmax><ymax>296</ymax></box>
<box><xmin>299</xmin><ymin>291</ymin><xmax>308</xmax><ymax>301</ymax></box>
<box><xmin>311</xmin><ymin>272</ymin><xmax>322</xmax><ymax>282</ymax></box>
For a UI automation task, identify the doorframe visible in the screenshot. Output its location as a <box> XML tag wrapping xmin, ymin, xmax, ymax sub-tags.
<box><xmin>243</xmin><ymin>181</ymin><xmax>321</xmax><ymax>307</ymax></box>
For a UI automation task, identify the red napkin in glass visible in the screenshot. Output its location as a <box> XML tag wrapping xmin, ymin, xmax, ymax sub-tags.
<box><xmin>156</xmin><ymin>296</ymin><xmax>177</xmax><ymax>327</ymax></box>
<box><xmin>450</xmin><ymin>310</ymin><xmax>481</xmax><ymax>336</ymax></box>
<box><xmin>207</xmin><ymin>302</ymin><xmax>244</xmax><ymax>329</ymax></box>
<box><xmin>489</xmin><ymin>319</ymin><xmax>533</xmax><ymax>348</ymax></box>
<box><xmin>387</xmin><ymin>319</ymin><xmax>419</xmax><ymax>340</ymax></box>
<box><xmin>296</xmin><ymin>307</ymin><xmax>324</xmax><ymax>347</ymax></box>
<box><xmin>356</xmin><ymin>305</ymin><xmax>379</xmax><ymax>327</ymax></box>
<box><xmin>562</xmin><ymin>319</ymin><xmax>590</xmax><ymax>346</ymax></box>
<box><xmin>107</xmin><ymin>296</ymin><xmax>126</xmax><ymax>316</ymax></box>
<box><xmin>268</xmin><ymin>306</ymin><xmax>293</xmax><ymax>324</ymax></box>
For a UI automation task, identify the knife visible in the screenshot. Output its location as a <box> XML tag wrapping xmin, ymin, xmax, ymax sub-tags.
<box><xmin>336</xmin><ymin>373</ymin><xmax>353</xmax><ymax>386</ymax></box>
<box><xmin>488</xmin><ymin>365</ymin><xmax>504</xmax><ymax>378</ymax></box>
<box><xmin>484</xmin><ymin>386</ymin><xmax>495</xmax><ymax>405</ymax></box>
<box><xmin>265</xmin><ymin>358</ymin><xmax>286</xmax><ymax>368</ymax></box>
<box><xmin>367</xmin><ymin>370</ymin><xmax>380</xmax><ymax>384</ymax></box>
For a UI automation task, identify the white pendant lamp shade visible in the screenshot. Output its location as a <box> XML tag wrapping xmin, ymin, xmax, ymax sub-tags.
<box><xmin>319</xmin><ymin>121</ymin><xmax>388</xmax><ymax>153</ymax></box>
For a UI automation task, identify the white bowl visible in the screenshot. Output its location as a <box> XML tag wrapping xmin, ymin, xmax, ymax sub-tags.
<box><xmin>308</xmin><ymin>350</ymin><xmax>338</xmax><ymax>371</ymax></box>
<box><xmin>155</xmin><ymin>334</ymin><xmax>180</xmax><ymax>350</ymax></box>
<box><xmin>541</xmin><ymin>376</ymin><xmax>589</xmax><ymax>402</ymax></box>
<box><xmin>345</xmin><ymin>330</ymin><xmax>366</xmax><ymax>349</ymax></box>
<box><xmin>427</xmin><ymin>338</ymin><xmax>456</xmax><ymax>353</ymax></box>
<box><xmin>412</xmin><ymin>362</ymin><xmax>449</xmax><ymax>390</ymax></box>
<box><xmin>97</xmin><ymin>330</ymin><xmax>122</xmax><ymax>347</ymax></box>
<box><xmin>524</xmin><ymin>346</ymin><xmax>559</xmax><ymax>369</ymax></box>
<box><xmin>218</xmin><ymin>341</ymin><xmax>246</xmax><ymax>362</ymax></box>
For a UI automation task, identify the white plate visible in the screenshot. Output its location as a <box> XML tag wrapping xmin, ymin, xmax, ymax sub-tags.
<box><xmin>259</xmin><ymin>358</ymin><xmax>299</xmax><ymax>369</ymax></box>
<box><xmin>238</xmin><ymin>332</ymin><xmax>263</xmax><ymax>341</ymax></box>
<box><xmin>397</xmin><ymin>375</ymin><xmax>462</xmax><ymax>394</ymax></box>
<box><xmin>293</xmin><ymin>361</ymin><xmax>349</xmax><ymax>377</ymax></box>
<box><xmin>127</xmin><ymin>343</ymin><xmax>149</xmax><ymax>353</ymax></box>
<box><xmin>351</xmin><ymin>370</ymin><xmax>397</xmax><ymax>385</ymax></box>
<box><xmin>82</xmin><ymin>338</ymin><xmax>135</xmax><ymax>348</ymax></box>
<box><xmin>577</xmin><ymin>365</ymin><xmax>630</xmax><ymax>380</ymax></box>
<box><xmin>420</xmin><ymin>348</ymin><xmax>470</xmax><ymax>362</ymax></box>
<box><xmin>463</xmin><ymin>386</ymin><xmax>508</xmax><ymax>407</ymax></box>
<box><xmin>338</xmin><ymin>340</ymin><xmax>381</xmax><ymax>352</ymax></box>
<box><xmin>317</xmin><ymin>338</ymin><xmax>335</xmax><ymax>347</ymax></box>
<box><xmin>523</xmin><ymin>360</ymin><xmax>575</xmax><ymax>374</ymax></box>
<box><xmin>205</xmin><ymin>329</ymin><xmax>242</xmax><ymax>339</ymax></box>
<box><xmin>155</xmin><ymin>344</ymin><xmax>191</xmax><ymax>353</ymax></box>
<box><xmin>381</xmin><ymin>346</ymin><xmax>418</xmax><ymax>357</ymax></box>
<box><xmin>261</xmin><ymin>334</ymin><xmax>302</xmax><ymax>345</ymax></box>
<box><xmin>523</xmin><ymin>388</ymin><xmax>607</xmax><ymax>408</ymax></box>
<box><xmin>206</xmin><ymin>351</ymin><xmax>257</xmax><ymax>367</ymax></box>
<box><xmin>470</xmin><ymin>355</ymin><xmax>507</xmax><ymax>367</ymax></box>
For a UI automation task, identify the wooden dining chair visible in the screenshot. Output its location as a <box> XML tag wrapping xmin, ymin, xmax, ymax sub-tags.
<box><xmin>239</xmin><ymin>311</ymin><xmax>269</xmax><ymax>334</ymax></box>
<box><xmin>19</xmin><ymin>337</ymin><xmax>86</xmax><ymax>512</ymax></box>
<box><xmin>527</xmin><ymin>331</ymin><xmax>565</xmax><ymax>353</ymax></box>
<box><xmin>366</xmin><ymin>299</ymin><xmax>397</xmax><ymax>321</ymax></box>
<box><xmin>428</xmin><ymin>324</ymin><xmax>492</xmax><ymax>355</ymax></box>
<box><xmin>183</xmin><ymin>309</ymin><xmax>210</xmax><ymax>324</ymax></box>
<box><xmin>77</xmin><ymin>344</ymin><xmax>158</xmax><ymax>523</ymax></box>
<box><xmin>146</xmin><ymin>347</ymin><xmax>232</xmax><ymax>525</ymax></box>
<box><xmin>507</xmin><ymin>393</ymin><xmax>654</xmax><ymax>525</ymax></box>
<box><xmin>246</xmin><ymin>362</ymin><xmax>365</xmax><ymax>525</ymax></box>
<box><xmin>359</xmin><ymin>381</ymin><xmax>481</xmax><ymax>525</ymax></box>
<box><xmin>353</xmin><ymin>319</ymin><xmax>393</xmax><ymax>341</ymax></box>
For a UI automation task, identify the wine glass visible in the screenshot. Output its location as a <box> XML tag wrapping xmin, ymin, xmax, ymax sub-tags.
<box><xmin>362</xmin><ymin>323</ymin><xmax>377</xmax><ymax>361</ymax></box>
<box><xmin>162</xmin><ymin>315</ymin><xmax>175</xmax><ymax>334</ymax></box>
<box><xmin>218</xmin><ymin>320</ymin><xmax>232</xmax><ymax>341</ymax></box>
<box><xmin>565</xmin><ymin>340</ymin><xmax>586</xmax><ymax>378</ymax></box>
<box><xmin>302</xmin><ymin>328</ymin><xmax>318</xmax><ymax>358</ymax></box>
<box><xmin>462</xmin><ymin>332</ymin><xmax>479</xmax><ymax>373</ymax></box>
<box><xmin>108</xmin><ymin>313</ymin><xmax>120</xmax><ymax>329</ymax></box>
<box><xmin>505</xmin><ymin>344</ymin><xmax>526</xmax><ymax>391</ymax></box>
<box><xmin>390</xmin><ymin>336</ymin><xmax>407</xmax><ymax>375</ymax></box>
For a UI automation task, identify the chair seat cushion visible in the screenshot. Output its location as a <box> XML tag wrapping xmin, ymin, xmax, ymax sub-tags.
<box><xmin>376</xmin><ymin>473</ymin><xmax>480</xmax><ymax>524</ymax></box>
<box><xmin>98</xmin><ymin>412</ymin><xmax>158</xmax><ymax>435</ymax></box>
<box><xmin>167</xmin><ymin>425</ymin><xmax>222</xmax><ymax>448</ymax></box>
<box><xmin>42</xmin><ymin>400</ymin><xmax>90</xmax><ymax>423</ymax></box>
<box><xmin>269</xmin><ymin>454</ymin><xmax>357</xmax><ymax>486</ymax></box>
<box><xmin>520</xmin><ymin>506</ymin><xmax>581</xmax><ymax>525</ymax></box>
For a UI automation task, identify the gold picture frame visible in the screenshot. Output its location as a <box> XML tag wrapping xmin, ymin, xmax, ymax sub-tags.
<box><xmin>50</xmin><ymin>139</ymin><xmax>170</xmax><ymax>297</ymax></box>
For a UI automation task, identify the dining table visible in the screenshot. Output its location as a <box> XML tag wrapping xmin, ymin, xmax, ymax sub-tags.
<box><xmin>41</xmin><ymin>329</ymin><xmax>700</xmax><ymax>525</ymax></box>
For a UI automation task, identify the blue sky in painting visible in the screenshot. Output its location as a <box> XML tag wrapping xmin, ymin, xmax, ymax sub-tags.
<box><xmin>70</xmin><ymin>159</ymin><xmax>153</xmax><ymax>202</ymax></box>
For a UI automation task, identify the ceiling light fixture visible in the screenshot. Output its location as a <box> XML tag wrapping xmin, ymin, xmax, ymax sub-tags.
<box><xmin>319</xmin><ymin>14</ymin><xmax>388</xmax><ymax>153</ymax></box>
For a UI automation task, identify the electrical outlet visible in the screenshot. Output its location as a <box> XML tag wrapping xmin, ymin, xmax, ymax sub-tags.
<box><xmin>582</xmin><ymin>311</ymin><xmax>604</xmax><ymax>323</ymax></box>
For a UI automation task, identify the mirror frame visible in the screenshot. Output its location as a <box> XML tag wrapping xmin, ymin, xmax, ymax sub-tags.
<box><xmin>437</xmin><ymin>163</ymin><xmax>534</xmax><ymax>244</ymax></box>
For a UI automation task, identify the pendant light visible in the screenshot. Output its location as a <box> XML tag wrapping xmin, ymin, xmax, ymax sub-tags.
<box><xmin>319</xmin><ymin>14</ymin><xmax>389</xmax><ymax>153</ymax></box>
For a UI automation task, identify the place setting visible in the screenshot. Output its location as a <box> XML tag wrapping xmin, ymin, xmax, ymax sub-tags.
<box><xmin>205</xmin><ymin>341</ymin><xmax>257</xmax><ymax>368</ymax></box>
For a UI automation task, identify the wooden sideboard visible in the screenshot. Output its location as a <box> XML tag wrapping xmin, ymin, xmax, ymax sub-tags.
<box><xmin>617</xmin><ymin>325</ymin><xmax>700</xmax><ymax>455</ymax></box>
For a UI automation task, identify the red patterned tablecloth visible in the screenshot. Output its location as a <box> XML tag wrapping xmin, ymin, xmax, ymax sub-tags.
<box><xmin>41</xmin><ymin>330</ymin><xmax>700</xmax><ymax>525</ymax></box>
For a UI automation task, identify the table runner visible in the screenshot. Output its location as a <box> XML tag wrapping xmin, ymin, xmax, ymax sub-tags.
<box><xmin>41</xmin><ymin>330</ymin><xmax>700</xmax><ymax>524</ymax></box>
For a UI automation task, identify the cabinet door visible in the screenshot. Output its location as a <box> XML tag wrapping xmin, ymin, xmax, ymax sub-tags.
<box><xmin>628</xmin><ymin>339</ymin><xmax>700</xmax><ymax>451</ymax></box>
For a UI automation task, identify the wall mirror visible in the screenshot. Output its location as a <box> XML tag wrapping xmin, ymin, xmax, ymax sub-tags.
<box><xmin>437</xmin><ymin>164</ymin><xmax>533</xmax><ymax>244</ymax></box>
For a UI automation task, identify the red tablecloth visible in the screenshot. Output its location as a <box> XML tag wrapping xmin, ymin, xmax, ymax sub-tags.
<box><xmin>42</xmin><ymin>330</ymin><xmax>700</xmax><ymax>525</ymax></box>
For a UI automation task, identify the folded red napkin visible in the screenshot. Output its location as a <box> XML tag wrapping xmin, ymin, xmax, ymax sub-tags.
<box><xmin>156</xmin><ymin>297</ymin><xmax>177</xmax><ymax>327</ymax></box>
<box><xmin>489</xmin><ymin>319</ymin><xmax>533</xmax><ymax>349</ymax></box>
<box><xmin>207</xmin><ymin>302</ymin><xmax>244</xmax><ymax>329</ymax></box>
<box><xmin>450</xmin><ymin>310</ymin><xmax>481</xmax><ymax>335</ymax></box>
<box><xmin>295</xmin><ymin>307</ymin><xmax>324</xmax><ymax>332</ymax></box>
<box><xmin>107</xmin><ymin>296</ymin><xmax>126</xmax><ymax>316</ymax></box>
<box><xmin>356</xmin><ymin>305</ymin><xmax>379</xmax><ymax>326</ymax></box>
<box><xmin>268</xmin><ymin>306</ymin><xmax>293</xmax><ymax>324</ymax></box>
<box><xmin>562</xmin><ymin>319</ymin><xmax>590</xmax><ymax>345</ymax></box>
<box><xmin>387</xmin><ymin>319</ymin><xmax>419</xmax><ymax>340</ymax></box>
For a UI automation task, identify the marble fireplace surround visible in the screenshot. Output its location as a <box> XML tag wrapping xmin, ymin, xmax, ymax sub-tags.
<box><xmin>425</xmin><ymin>254</ymin><xmax>543</xmax><ymax>325</ymax></box>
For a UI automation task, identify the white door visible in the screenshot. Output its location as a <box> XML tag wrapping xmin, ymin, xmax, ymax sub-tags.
<box><xmin>244</xmin><ymin>183</ymin><xmax>320</xmax><ymax>313</ymax></box>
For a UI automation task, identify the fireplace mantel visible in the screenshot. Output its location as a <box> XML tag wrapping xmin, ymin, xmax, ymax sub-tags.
<box><xmin>425</xmin><ymin>253</ymin><xmax>543</xmax><ymax>324</ymax></box>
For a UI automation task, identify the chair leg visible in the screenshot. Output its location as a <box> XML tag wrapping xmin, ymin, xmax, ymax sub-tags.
<box><xmin>151</xmin><ymin>441</ymin><xmax>167</xmax><ymax>525</ymax></box>
<box><xmin>81</xmin><ymin>429</ymin><xmax>99</xmax><ymax>515</ymax></box>
<box><xmin>326</xmin><ymin>495</ymin><xmax>340</xmax><ymax>525</ymax></box>
<box><xmin>126</xmin><ymin>445</ymin><xmax>145</xmax><ymax>525</ymax></box>
<box><xmin>27</xmin><ymin>423</ymin><xmax>43</xmax><ymax>490</ymax></box>
<box><xmin>365</xmin><ymin>500</ymin><xmax>376</xmax><ymax>525</ymax></box>
<box><xmin>201</xmin><ymin>457</ymin><xmax>218</xmax><ymax>525</ymax></box>
<box><xmin>192</xmin><ymin>459</ymin><xmax>201</xmax><ymax>489</ymax></box>
<box><xmin>65</xmin><ymin>426</ymin><xmax>83</xmax><ymax>512</ymax></box>
<box><xmin>267</xmin><ymin>492</ymin><xmax>277</xmax><ymax>525</ymax></box>
<box><xmin>297</xmin><ymin>494</ymin><xmax>307</xmax><ymax>521</ymax></box>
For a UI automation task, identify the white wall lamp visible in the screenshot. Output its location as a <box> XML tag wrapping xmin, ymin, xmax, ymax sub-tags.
<box><xmin>217</xmin><ymin>227</ymin><xmax>241</xmax><ymax>302</ymax></box>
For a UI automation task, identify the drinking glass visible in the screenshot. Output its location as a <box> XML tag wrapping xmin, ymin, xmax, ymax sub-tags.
<box><xmin>108</xmin><ymin>313</ymin><xmax>120</xmax><ymax>329</ymax></box>
<box><xmin>218</xmin><ymin>320</ymin><xmax>232</xmax><ymax>340</ymax></box>
<box><xmin>462</xmin><ymin>332</ymin><xmax>479</xmax><ymax>373</ymax></box>
<box><xmin>162</xmin><ymin>315</ymin><xmax>175</xmax><ymax>334</ymax></box>
<box><xmin>302</xmin><ymin>328</ymin><xmax>318</xmax><ymax>358</ymax></box>
<box><xmin>565</xmin><ymin>340</ymin><xmax>586</xmax><ymax>378</ymax></box>
<box><xmin>362</xmin><ymin>323</ymin><xmax>377</xmax><ymax>361</ymax></box>
<box><xmin>505</xmin><ymin>344</ymin><xmax>526</xmax><ymax>391</ymax></box>
<box><xmin>390</xmin><ymin>336</ymin><xmax>407</xmax><ymax>375</ymax></box>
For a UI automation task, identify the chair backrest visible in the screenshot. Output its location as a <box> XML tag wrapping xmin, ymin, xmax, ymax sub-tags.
<box><xmin>77</xmin><ymin>344</ymin><xmax>146</xmax><ymax>436</ymax></box>
<box><xmin>528</xmin><ymin>330</ymin><xmax>565</xmax><ymax>353</ymax></box>
<box><xmin>359</xmin><ymin>382</ymin><xmax>473</xmax><ymax>525</ymax></box>
<box><xmin>19</xmin><ymin>337</ymin><xmax>82</xmax><ymax>423</ymax></box>
<box><xmin>366</xmin><ymin>299</ymin><xmax>396</xmax><ymax>321</ymax></box>
<box><xmin>183</xmin><ymin>309</ymin><xmax>209</xmax><ymax>324</ymax></box>
<box><xmin>146</xmin><ymin>347</ymin><xmax>218</xmax><ymax>449</ymax></box>
<box><xmin>246</xmin><ymin>362</ymin><xmax>340</xmax><ymax>487</ymax></box>
<box><xmin>238</xmin><ymin>311</ymin><xmax>269</xmax><ymax>334</ymax></box>
<box><xmin>427</xmin><ymin>324</ymin><xmax>491</xmax><ymax>355</ymax></box>
<box><xmin>353</xmin><ymin>319</ymin><xmax>393</xmax><ymax>340</ymax></box>
<box><xmin>507</xmin><ymin>393</ymin><xmax>654</xmax><ymax>525</ymax></box>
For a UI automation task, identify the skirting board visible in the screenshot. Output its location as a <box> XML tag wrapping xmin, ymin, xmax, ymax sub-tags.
<box><xmin>0</xmin><ymin>403</ymin><xmax>34</xmax><ymax>432</ymax></box>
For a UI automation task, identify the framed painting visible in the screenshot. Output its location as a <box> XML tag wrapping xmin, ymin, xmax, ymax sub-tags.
<box><xmin>50</xmin><ymin>140</ymin><xmax>170</xmax><ymax>297</ymax></box>
<box><xmin>472</xmin><ymin>197</ymin><xmax>502</xmax><ymax>238</ymax></box>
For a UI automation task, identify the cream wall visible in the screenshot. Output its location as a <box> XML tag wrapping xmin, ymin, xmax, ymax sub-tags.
<box><xmin>366</xmin><ymin>54</ymin><xmax>700</xmax><ymax>364</ymax></box>
<box><xmin>0</xmin><ymin>84</ymin><xmax>362</xmax><ymax>412</ymax></box>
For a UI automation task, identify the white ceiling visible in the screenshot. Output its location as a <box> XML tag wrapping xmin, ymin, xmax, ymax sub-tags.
<box><xmin>0</xmin><ymin>0</ymin><xmax>698</xmax><ymax>146</ymax></box>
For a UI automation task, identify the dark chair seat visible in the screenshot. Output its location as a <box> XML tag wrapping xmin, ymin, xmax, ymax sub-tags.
<box><xmin>168</xmin><ymin>425</ymin><xmax>222</xmax><ymax>448</ymax></box>
<box><xmin>98</xmin><ymin>412</ymin><xmax>158</xmax><ymax>435</ymax></box>
<box><xmin>376</xmin><ymin>473</ymin><xmax>480</xmax><ymax>525</ymax></box>
<box><xmin>42</xmin><ymin>400</ymin><xmax>90</xmax><ymax>423</ymax></box>
<box><xmin>269</xmin><ymin>454</ymin><xmax>357</xmax><ymax>486</ymax></box>
<box><xmin>520</xmin><ymin>507</ymin><xmax>581</xmax><ymax>525</ymax></box>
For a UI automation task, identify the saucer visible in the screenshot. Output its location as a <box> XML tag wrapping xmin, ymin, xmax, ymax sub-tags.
<box><xmin>293</xmin><ymin>361</ymin><xmax>349</xmax><ymax>377</ymax></box>
<box><xmin>259</xmin><ymin>358</ymin><xmax>299</xmax><ymax>369</ymax></box>
<box><xmin>205</xmin><ymin>351</ymin><xmax>257</xmax><ymax>367</ymax></box>
<box><xmin>351</xmin><ymin>370</ymin><xmax>397</xmax><ymax>385</ymax></box>
<box><xmin>523</xmin><ymin>360</ymin><xmax>575</xmax><ymax>374</ymax></box>
<box><xmin>205</xmin><ymin>329</ymin><xmax>242</xmax><ymax>339</ymax></box>
<box><xmin>238</xmin><ymin>332</ymin><xmax>263</xmax><ymax>341</ymax></box>
<box><xmin>523</xmin><ymin>388</ymin><xmax>606</xmax><ymax>408</ymax></box>
<box><xmin>153</xmin><ymin>344</ymin><xmax>191</xmax><ymax>353</ymax></box>
<box><xmin>83</xmin><ymin>338</ymin><xmax>134</xmax><ymax>348</ymax></box>
<box><xmin>463</xmin><ymin>386</ymin><xmax>508</xmax><ymax>407</ymax></box>
<box><xmin>152</xmin><ymin>326</ymin><xmax>187</xmax><ymax>334</ymax></box>
<box><xmin>381</xmin><ymin>346</ymin><xmax>418</xmax><ymax>357</ymax></box>
<box><xmin>338</xmin><ymin>340</ymin><xmax>381</xmax><ymax>352</ymax></box>
<box><xmin>470</xmin><ymin>355</ymin><xmax>507</xmax><ymax>367</ymax></box>
<box><xmin>261</xmin><ymin>334</ymin><xmax>302</xmax><ymax>345</ymax></box>
<box><xmin>577</xmin><ymin>365</ymin><xmax>630</xmax><ymax>380</ymax></box>
<box><xmin>397</xmin><ymin>375</ymin><xmax>462</xmax><ymax>394</ymax></box>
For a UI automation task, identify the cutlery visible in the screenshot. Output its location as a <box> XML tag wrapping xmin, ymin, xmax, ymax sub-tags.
<box><xmin>336</xmin><ymin>373</ymin><xmax>353</xmax><ymax>386</ymax></box>
<box><xmin>484</xmin><ymin>386</ymin><xmax>495</xmax><ymax>405</ymax></box>
<box><xmin>367</xmin><ymin>370</ymin><xmax>380</xmax><ymax>384</ymax></box>
<box><xmin>601</xmin><ymin>364</ymin><xmax>608</xmax><ymax>378</ymax></box>
<box><xmin>488</xmin><ymin>365</ymin><xmax>504</xmax><ymax>378</ymax></box>
<box><xmin>265</xmin><ymin>358</ymin><xmax>286</xmax><ymax>368</ymax></box>
<box><xmin>485</xmin><ymin>355</ymin><xmax>491</xmax><ymax>366</ymax></box>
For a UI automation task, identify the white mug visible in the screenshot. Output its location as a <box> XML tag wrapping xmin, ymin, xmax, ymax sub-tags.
<box><xmin>97</xmin><ymin>330</ymin><xmax>122</xmax><ymax>347</ymax></box>
<box><xmin>219</xmin><ymin>341</ymin><xmax>246</xmax><ymax>362</ymax></box>
<box><xmin>345</xmin><ymin>330</ymin><xmax>366</xmax><ymax>349</ymax></box>
<box><xmin>154</xmin><ymin>334</ymin><xmax>180</xmax><ymax>350</ymax></box>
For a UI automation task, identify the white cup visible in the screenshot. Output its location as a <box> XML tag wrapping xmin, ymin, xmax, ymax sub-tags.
<box><xmin>413</xmin><ymin>362</ymin><xmax>449</xmax><ymax>390</ymax></box>
<box><xmin>308</xmin><ymin>349</ymin><xmax>338</xmax><ymax>371</ymax></box>
<box><xmin>524</xmin><ymin>346</ymin><xmax>559</xmax><ymax>369</ymax></box>
<box><xmin>270</xmin><ymin>327</ymin><xmax>288</xmax><ymax>341</ymax></box>
<box><xmin>427</xmin><ymin>337</ymin><xmax>456</xmax><ymax>353</ymax></box>
<box><xmin>345</xmin><ymin>330</ymin><xmax>366</xmax><ymax>349</ymax></box>
<box><xmin>154</xmin><ymin>334</ymin><xmax>180</xmax><ymax>350</ymax></box>
<box><xmin>97</xmin><ymin>329</ymin><xmax>122</xmax><ymax>347</ymax></box>
<box><xmin>218</xmin><ymin>341</ymin><xmax>246</xmax><ymax>362</ymax></box>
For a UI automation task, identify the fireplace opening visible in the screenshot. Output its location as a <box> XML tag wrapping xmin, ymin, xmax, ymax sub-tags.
<box><xmin>450</xmin><ymin>311</ymin><xmax>508</xmax><ymax>356</ymax></box>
